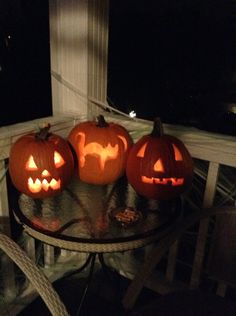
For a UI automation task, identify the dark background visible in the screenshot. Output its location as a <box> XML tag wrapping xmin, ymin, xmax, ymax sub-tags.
<box><xmin>0</xmin><ymin>0</ymin><xmax>52</xmax><ymax>126</ymax></box>
<box><xmin>108</xmin><ymin>0</ymin><xmax>236</xmax><ymax>135</ymax></box>
<box><xmin>1</xmin><ymin>0</ymin><xmax>236</xmax><ymax>135</ymax></box>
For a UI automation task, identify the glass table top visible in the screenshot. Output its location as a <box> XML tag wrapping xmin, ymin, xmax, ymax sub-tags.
<box><xmin>15</xmin><ymin>176</ymin><xmax>182</xmax><ymax>246</ymax></box>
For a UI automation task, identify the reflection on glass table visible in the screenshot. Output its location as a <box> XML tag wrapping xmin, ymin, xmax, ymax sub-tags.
<box><xmin>15</xmin><ymin>175</ymin><xmax>182</xmax><ymax>252</ymax></box>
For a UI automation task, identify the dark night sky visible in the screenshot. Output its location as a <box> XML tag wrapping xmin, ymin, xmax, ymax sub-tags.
<box><xmin>0</xmin><ymin>0</ymin><xmax>236</xmax><ymax>135</ymax></box>
<box><xmin>0</xmin><ymin>0</ymin><xmax>52</xmax><ymax>127</ymax></box>
<box><xmin>108</xmin><ymin>0</ymin><xmax>236</xmax><ymax>135</ymax></box>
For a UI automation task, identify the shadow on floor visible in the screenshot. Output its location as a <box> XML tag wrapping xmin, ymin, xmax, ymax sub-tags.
<box><xmin>18</xmin><ymin>268</ymin><xmax>159</xmax><ymax>316</ymax></box>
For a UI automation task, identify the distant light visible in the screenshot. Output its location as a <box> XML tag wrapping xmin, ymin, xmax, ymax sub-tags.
<box><xmin>7</xmin><ymin>35</ymin><xmax>11</xmax><ymax>39</ymax></box>
<box><xmin>226</xmin><ymin>103</ymin><xmax>236</xmax><ymax>114</ymax></box>
<box><xmin>129</xmin><ymin>110</ymin><xmax>136</xmax><ymax>118</ymax></box>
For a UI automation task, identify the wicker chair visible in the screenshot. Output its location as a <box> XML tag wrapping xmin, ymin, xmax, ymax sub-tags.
<box><xmin>0</xmin><ymin>232</ymin><xmax>69</xmax><ymax>316</ymax></box>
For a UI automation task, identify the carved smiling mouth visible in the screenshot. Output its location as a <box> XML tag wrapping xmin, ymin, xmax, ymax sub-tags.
<box><xmin>28</xmin><ymin>177</ymin><xmax>61</xmax><ymax>193</ymax></box>
<box><xmin>141</xmin><ymin>176</ymin><xmax>184</xmax><ymax>186</ymax></box>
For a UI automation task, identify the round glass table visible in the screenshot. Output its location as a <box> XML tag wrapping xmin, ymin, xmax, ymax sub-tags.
<box><xmin>13</xmin><ymin>175</ymin><xmax>184</xmax><ymax>314</ymax></box>
<box><xmin>14</xmin><ymin>175</ymin><xmax>182</xmax><ymax>253</ymax></box>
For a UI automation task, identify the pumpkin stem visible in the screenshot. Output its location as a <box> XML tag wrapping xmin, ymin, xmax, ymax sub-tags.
<box><xmin>150</xmin><ymin>117</ymin><xmax>163</xmax><ymax>137</ymax></box>
<box><xmin>36</xmin><ymin>123</ymin><xmax>51</xmax><ymax>140</ymax></box>
<box><xmin>96</xmin><ymin>115</ymin><xmax>109</xmax><ymax>127</ymax></box>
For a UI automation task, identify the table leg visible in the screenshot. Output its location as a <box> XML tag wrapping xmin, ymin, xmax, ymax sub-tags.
<box><xmin>76</xmin><ymin>253</ymin><xmax>96</xmax><ymax>316</ymax></box>
<box><xmin>98</xmin><ymin>253</ymin><xmax>125</xmax><ymax>303</ymax></box>
<box><xmin>76</xmin><ymin>253</ymin><xmax>124</xmax><ymax>315</ymax></box>
<box><xmin>61</xmin><ymin>253</ymin><xmax>94</xmax><ymax>280</ymax></box>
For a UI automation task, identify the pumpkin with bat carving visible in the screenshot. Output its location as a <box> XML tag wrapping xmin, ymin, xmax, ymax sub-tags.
<box><xmin>126</xmin><ymin>118</ymin><xmax>193</xmax><ymax>200</ymax></box>
<box><xmin>9</xmin><ymin>124</ymin><xmax>74</xmax><ymax>199</ymax></box>
<box><xmin>68</xmin><ymin>115</ymin><xmax>133</xmax><ymax>185</ymax></box>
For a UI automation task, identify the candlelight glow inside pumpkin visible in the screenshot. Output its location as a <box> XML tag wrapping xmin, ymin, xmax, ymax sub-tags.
<box><xmin>68</xmin><ymin>115</ymin><xmax>133</xmax><ymax>185</ymax></box>
<box><xmin>9</xmin><ymin>124</ymin><xmax>74</xmax><ymax>199</ymax></box>
<box><xmin>78</xmin><ymin>132</ymin><xmax>117</xmax><ymax>170</ymax></box>
<box><xmin>138</xmin><ymin>143</ymin><xmax>184</xmax><ymax>186</ymax></box>
<box><xmin>126</xmin><ymin>118</ymin><xmax>193</xmax><ymax>200</ymax></box>
<box><xmin>25</xmin><ymin>151</ymin><xmax>65</xmax><ymax>193</ymax></box>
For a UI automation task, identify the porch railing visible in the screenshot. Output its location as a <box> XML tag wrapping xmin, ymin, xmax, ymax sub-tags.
<box><xmin>0</xmin><ymin>112</ymin><xmax>236</xmax><ymax>313</ymax></box>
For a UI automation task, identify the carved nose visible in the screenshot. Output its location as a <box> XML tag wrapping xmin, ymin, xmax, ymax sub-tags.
<box><xmin>154</xmin><ymin>159</ymin><xmax>164</xmax><ymax>172</ymax></box>
<box><xmin>41</xmin><ymin>170</ymin><xmax>51</xmax><ymax>177</ymax></box>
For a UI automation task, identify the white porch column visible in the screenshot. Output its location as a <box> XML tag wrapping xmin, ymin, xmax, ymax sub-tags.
<box><xmin>49</xmin><ymin>0</ymin><xmax>109</xmax><ymax>119</ymax></box>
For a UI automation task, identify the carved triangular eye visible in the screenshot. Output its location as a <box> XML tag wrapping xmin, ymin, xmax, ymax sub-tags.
<box><xmin>137</xmin><ymin>143</ymin><xmax>147</xmax><ymax>157</ymax></box>
<box><xmin>26</xmin><ymin>155</ymin><xmax>38</xmax><ymax>170</ymax></box>
<box><xmin>154</xmin><ymin>159</ymin><xmax>164</xmax><ymax>172</ymax></box>
<box><xmin>54</xmin><ymin>151</ymin><xmax>65</xmax><ymax>168</ymax></box>
<box><xmin>173</xmin><ymin>144</ymin><xmax>183</xmax><ymax>161</ymax></box>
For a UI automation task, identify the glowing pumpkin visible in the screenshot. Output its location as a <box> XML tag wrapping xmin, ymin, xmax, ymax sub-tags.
<box><xmin>9</xmin><ymin>124</ymin><xmax>74</xmax><ymax>199</ymax></box>
<box><xmin>68</xmin><ymin>115</ymin><xmax>133</xmax><ymax>185</ymax></box>
<box><xmin>126</xmin><ymin>118</ymin><xmax>193</xmax><ymax>200</ymax></box>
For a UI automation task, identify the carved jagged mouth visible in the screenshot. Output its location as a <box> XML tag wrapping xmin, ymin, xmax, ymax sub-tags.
<box><xmin>141</xmin><ymin>176</ymin><xmax>184</xmax><ymax>186</ymax></box>
<box><xmin>28</xmin><ymin>177</ymin><xmax>61</xmax><ymax>193</ymax></box>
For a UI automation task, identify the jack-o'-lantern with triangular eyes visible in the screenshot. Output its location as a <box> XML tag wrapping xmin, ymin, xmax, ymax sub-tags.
<box><xmin>9</xmin><ymin>124</ymin><xmax>74</xmax><ymax>199</ymax></box>
<box><xmin>126</xmin><ymin>118</ymin><xmax>193</xmax><ymax>200</ymax></box>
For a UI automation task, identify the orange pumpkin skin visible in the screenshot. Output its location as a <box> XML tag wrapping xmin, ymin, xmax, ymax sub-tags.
<box><xmin>126</xmin><ymin>119</ymin><xmax>193</xmax><ymax>200</ymax></box>
<box><xmin>68</xmin><ymin>115</ymin><xmax>133</xmax><ymax>185</ymax></box>
<box><xmin>9</xmin><ymin>126</ymin><xmax>74</xmax><ymax>199</ymax></box>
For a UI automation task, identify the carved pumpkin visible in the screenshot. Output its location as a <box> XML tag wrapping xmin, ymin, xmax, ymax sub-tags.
<box><xmin>126</xmin><ymin>118</ymin><xmax>193</xmax><ymax>200</ymax></box>
<box><xmin>68</xmin><ymin>115</ymin><xmax>133</xmax><ymax>185</ymax></box>
<box><xmin>9</xmin><ymin>124</ymin><xmax>74</xmax><ymax>199</ymax></box>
